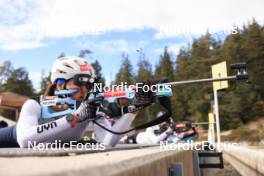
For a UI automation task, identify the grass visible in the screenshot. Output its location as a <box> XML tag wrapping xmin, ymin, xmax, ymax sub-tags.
<box><xmin>221</xmin><ymin>124</ymin><xmax>264</xmax><ymax>145</ymax></box>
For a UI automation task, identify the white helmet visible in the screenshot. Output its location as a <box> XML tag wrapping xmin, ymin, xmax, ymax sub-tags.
<box><xmin>50</xmin><ymin>56</ymin><xmax>95</xmax><ymax>83</ymax></box>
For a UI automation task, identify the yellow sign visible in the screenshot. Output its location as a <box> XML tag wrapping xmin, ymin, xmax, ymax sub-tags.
<box><xmin>212</xmin><ymin>61</ymin><xmax>228</xmax><ymax>91</ymax></box>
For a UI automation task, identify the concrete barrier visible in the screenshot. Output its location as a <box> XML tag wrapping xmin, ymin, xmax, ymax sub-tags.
<box><xmin>0</xmin><ymin>146</ymin><xmax>196</xmax><ymax>176</ymax></box>
<box><xmin>222</xmin><ymin>145</ymin><xmax>264</xmax><ymax>176</ymax></box>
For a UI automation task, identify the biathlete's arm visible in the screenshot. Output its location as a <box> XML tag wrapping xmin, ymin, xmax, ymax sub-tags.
<box><xmin>93</xmin><ymin>112</ymin><xmax>136</xmax><ymax>147</ymax></box>
<box><xmin>16</xmin><ymin>99</ymin><xmax>87</xmax><ymax>147</ymax></box>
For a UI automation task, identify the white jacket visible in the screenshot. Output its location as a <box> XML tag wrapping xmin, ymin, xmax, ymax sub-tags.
<box><xmin>16</xmin><ymin>99</ymin><xmax>136</xmax><ymax>147</ymax></box>
<box><xmin>136</xmin><ymin>126</ymin><xmax>168</xmax><ymax>144</ymax></box>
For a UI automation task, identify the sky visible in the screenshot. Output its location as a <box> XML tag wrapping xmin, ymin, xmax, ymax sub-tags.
<box><xmin>0</xmin><ymin>0</ymin><xmax>263</xmax><ymax>91</ymax></box>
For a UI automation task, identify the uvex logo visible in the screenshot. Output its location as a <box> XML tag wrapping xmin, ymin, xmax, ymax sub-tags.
<box><xmin>37</xmin><ymin>122</ymin><xmax>58</xmax><ymax>133</ymax></box>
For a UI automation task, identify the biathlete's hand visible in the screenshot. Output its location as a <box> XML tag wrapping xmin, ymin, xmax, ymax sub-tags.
<box><xmin>66</xmin><ymin>100</ymin><xmax>97</xmax><ymax>127</ymax></box>
<box><xmin>165</xmin><ymin>127</ymin><xmax>173</xmax><ymax>135</ymax></box>
<box><xmin>131</xmin><ymin>80</ymin><xmax>154</xmax><ymax>107</ymax></box>
<box><xmin>101</xmin><ymin>102</ymin><xmax>122</xmax><ymax>118</ymax></box>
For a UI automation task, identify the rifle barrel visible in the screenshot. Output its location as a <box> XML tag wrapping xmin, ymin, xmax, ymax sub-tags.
<box><xmin>159</xmin><ymin>75</ymin><xmax>237</xmax><ymax>86</ymax></box>
<box><xmin>192</xmin><ymin>122</ymin><xmax>215</xmax><ymax>125</ymax></box>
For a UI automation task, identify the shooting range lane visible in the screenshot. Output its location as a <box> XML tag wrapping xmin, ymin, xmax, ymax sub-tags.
<box><xmin>0</xmin><ymin>144</ymin><xmax>194</xmax><ymax>176</ymax></box>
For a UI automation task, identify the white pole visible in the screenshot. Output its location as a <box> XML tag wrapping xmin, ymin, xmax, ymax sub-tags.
<box><xmin>214</xmin><ymin>89</ymin><xmax>221</xmax><ymax>152</ymax></box>
<box><xmin>207</xmin><ymin>113</ymin><xmax>215</xmax><ymax>145</ymax></box>
<box><xmin>212</xmin><ymin>121</ymin><xmax>215</xmax><ymax>146</ymax></box>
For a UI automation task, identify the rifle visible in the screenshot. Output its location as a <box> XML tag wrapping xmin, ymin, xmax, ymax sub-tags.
<box><xmin>41</xmin><ymin>83</ymin><xmax>173</xmax><ymax>119</ymax></box>
<box><xmin>40</xmin><ymin>63</ymin><xmax>248</xmax><ymax>134</ymax></box>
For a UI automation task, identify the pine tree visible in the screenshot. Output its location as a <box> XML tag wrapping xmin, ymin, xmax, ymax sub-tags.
<box><xmin>39</xmin><ymin>70</ymin><xmax>51</xmax><ymax>95</ymax></box>
<box><xmin>92</xmin><ymin>60</ymin><xmax>105</xmax><ymax>84</ymax></box>
<box><xmin>220</xmin><ymin>20</ymin><xmax>264</xmax><ymax>125</ymax></box>
<box><xmin>115</xmin><ymin>53</ymin><xmax>134</xmax><ymax>85</ymax></box>
<box><xmin>2</xmin><ymin>67</ymin><xmax>35</xmax><ymax>97</ymax></box>
<box><xmin>173</xmin><ymin>47</ymin><xmax>192</xmax><ymax>121</ymax></box>
<box><xmin>136</xmin><ymin>58</ymin><xmax>153</xmax><ymax>82</ymax></box>
<box><xmin>155</xmin><ymin>46</ymin><xmax>174</xmax><ymax>81</ymax></box>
